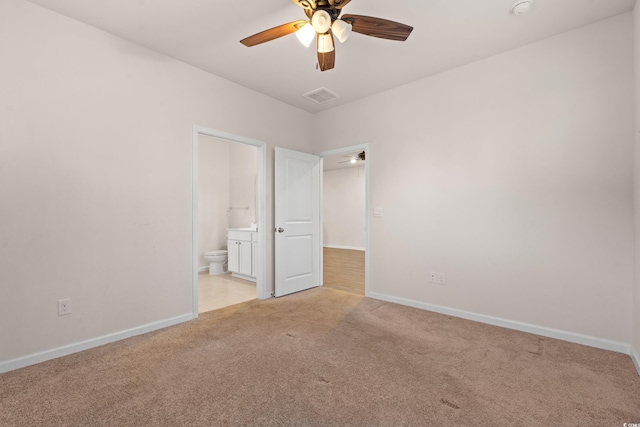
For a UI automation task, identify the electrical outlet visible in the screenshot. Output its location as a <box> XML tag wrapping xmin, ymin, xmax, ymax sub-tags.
<box><xmin>438</xmin><ymin>273</ymin><xmax>446</xmax><ymax>285</ymax></box>
<box><xmin>58</xmin><ymin>298</ymin><xmax>72</xmax><ymax>316</ymax></box>
<box><xmin>430</xmin><ymin>272</ymin><xmax>437</xmax><ymax>283</ymax></box>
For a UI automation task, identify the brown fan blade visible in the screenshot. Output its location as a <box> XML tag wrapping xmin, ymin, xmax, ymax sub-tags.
<box><xmin>240</xmin><ymin>20</ymin><xmax>307</xmax><ymax>47</ymax></box>
<box><xmin>317</xmin><ymin>49</ymin><xmax>335</xmax><ymax>72</ymax></box>
<box><xmin>328</xmin><ymin>0</ymin><xmax>352</xmax><ymax>8</ymax></box>
<box><xmin>341</xmin><ymin>15</ymin><xmax>413</xmax><ymax>41</ymax></box>
<box><xmin>317</xmin><ymin>33</ymin><xmax>335</xmax><ymax>72</ymax></box>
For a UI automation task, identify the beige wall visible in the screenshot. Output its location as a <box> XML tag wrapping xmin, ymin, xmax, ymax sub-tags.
<box><xmin>229</xmin><ymin>143</ymin><xmax>258</xmax><ymax>229</ymax></box>
<box><xmin>0</xmin><ymin>0</ymin><xmax>312</xmax><ymax>365</ymax></box>
<box><xmin>633</xmin><ymin>3</ymin><xmax>640</xmax><ymax>370</ymax></box>
<box><xmin>314</xmin><ymin>13</ymin><xmax>635</xmax><ymax>344</ymax></box>
<box><xmin>323</xmin><ymin>166</ymin><xmax>366</xmax><ymax>249</ymax></box>
<box><xmin>197</xmin><ymin>136</ymin><xmax>230</xmax><ymax>268</ymax></box>
<box><xmin>197</xmin><ymin>137</ymin><xmax>258</xmax><ymax>269</ymax></box>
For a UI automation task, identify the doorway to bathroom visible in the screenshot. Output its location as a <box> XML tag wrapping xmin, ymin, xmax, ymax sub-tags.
<box><xmin>319</xmin><ymin>144</ymin><xmax>369</xmax><ymax>296</ymax></box>
<box><xmin>192</xmin><ymin>126</ymin><xmax>267</xmax><ymax>317</ymax></box>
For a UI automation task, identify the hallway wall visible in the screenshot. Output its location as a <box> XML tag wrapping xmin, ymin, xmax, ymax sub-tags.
<box><xmin>323</xmin><ymin>166</ymin><xmax>366</xmax><ymax>250</ymax></box>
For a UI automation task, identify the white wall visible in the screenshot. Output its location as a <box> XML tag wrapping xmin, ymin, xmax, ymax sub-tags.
<box><xmin>633</xmin><ymin>3</ymin><xmax>640</xmax><ymax>371</ymax></box>
<box><xmin>229</xmin><ymin>143</ymin><xmax>258</xmax><ymax>229</ymax></box>
<box><xmin>197</xmin><ymin>137</ymin><xmax>258</xmax><ymax>268</ymax></box>
<box><xmin>0</xmin><ymin>0</ymin><xmax>312</xmax><ymax>367</ymax></box>
<box><xmin>323</xmin><ymin>166</ymin><xmax>366</xmax><ymax>250</ymax></box>
<box><xmin>313</xmin><ymin>14</ymin><xmax>635</xmax><ymax>344</ymax></box>
<box><xmin>198</xmin><ymin>136</ymin><xmax>230</xmax><ymax>268</ymax></box>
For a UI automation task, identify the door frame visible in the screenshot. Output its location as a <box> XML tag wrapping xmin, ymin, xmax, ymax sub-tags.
<box><xmin>191</xmin><ymin>125</ymin><xmax>268</xmax><ymax>319</ymax></box>
<box><xmin>318</xmin><ymin>143</ymin><xmax>370</xmax><ymax>296</ymax></box>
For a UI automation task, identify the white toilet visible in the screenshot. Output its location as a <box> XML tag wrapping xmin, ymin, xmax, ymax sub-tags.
<box><xmin>203</xmin><ymin>250</ymin><xmax>228</xmax><ymax>275</ymax></box>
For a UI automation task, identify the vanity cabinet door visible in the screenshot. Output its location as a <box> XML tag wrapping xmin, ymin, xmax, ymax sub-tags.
<box><xmin>228</xmin><ymin>240</ymin><xmax>240</xmax><ymax>273</ymax></box>
<box><xmin>239</xmin><ymin>241</ymin><xmax>253</xmax><ymax>276</ymax></box>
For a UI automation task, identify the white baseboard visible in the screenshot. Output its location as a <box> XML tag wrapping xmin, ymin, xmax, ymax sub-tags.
<box><xmin>632</xmin><ymin>346</ymin><xmax>640</xmax><ymax>376</ymax></box>
<box><xmin>0</xmin><ymin>313</ymin><xmax>194</xmax><ymax>374</ymax></box>
<box><xmin>323</xmin><ymin>244</ymin><xmax>365</xmax><ymax>251</ymax></box>
<box><xmin>368</xmin><ymin>292</ymin><xmax>631</xmax><ymax>355</ymax></box>
<box><xmin>197</xmin><ymin>266</ymin><xmax>209</xmax><ymax>273</ymax></box>
<box><xmin>231</xmin><ymin>272</ymin><xmax>257</xmax><ymax>283</ymax></box>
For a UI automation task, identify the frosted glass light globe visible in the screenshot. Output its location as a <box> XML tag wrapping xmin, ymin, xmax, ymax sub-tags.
<box><xmin>332</xmin><ymin>19</ymin><xmax>352</xmax><ymax>43</ymax></box>
<box><xmin>296</xmin><ymin>23</ymin><xmax>315</xmax><ymax>47</ymax></box>
<box><xmin>311</xmin><ymin>10</ymin><xmax>332</xmax><ymax>34</ymax></box>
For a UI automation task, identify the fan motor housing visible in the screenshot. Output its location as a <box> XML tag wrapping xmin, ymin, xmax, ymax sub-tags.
<box><xmin>305</xmin><ymin>8</ymin><xmax>340</xmax><ymax>20</ymax></box>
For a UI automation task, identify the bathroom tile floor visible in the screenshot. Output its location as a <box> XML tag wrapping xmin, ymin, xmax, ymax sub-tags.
<box><xmin>198</xmin><ymin>271</ymin><xmax>256</xmax><ymax>313</ymax></box>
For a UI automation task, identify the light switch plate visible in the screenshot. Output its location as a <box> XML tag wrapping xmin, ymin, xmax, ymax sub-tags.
<box><xmin>373</xmin><ymin>208</ymin><xmax>383</xmax><ymax>217</ymax></box>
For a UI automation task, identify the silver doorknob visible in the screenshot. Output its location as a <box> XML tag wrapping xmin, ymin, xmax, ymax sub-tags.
<box><xmin>277</xmin><ymin>227</ymin><xmax>284</xmax><ymax>233</ymax></box>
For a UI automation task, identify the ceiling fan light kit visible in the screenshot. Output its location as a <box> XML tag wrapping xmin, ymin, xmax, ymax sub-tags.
<box><xmin>295</xmin><ymin>22</ymin><xmax>316</xmax><ymax>47</ymax></box>
<box><xmin>331</xmin><ymin>19</ymin><xmax>352</xmax><ymax>43</ymax></box>
<box><xmin>240</xmin><ymin>0</ymin><xmax>413</xmax><ymax>72</ymax></box>
<box><xmin>317</xmin><ymin>33</ymin><xmax>335</xmax><ymax>53</ymax></box>
<box><xmin>338</xmin><ymin>151</ymin><xmax>366</xmax><ymax>165</ymax></box>
<box><xmin>311</xmin><ymin>9</ymin><xmax>332</xmax><ymax>33</ymax></box>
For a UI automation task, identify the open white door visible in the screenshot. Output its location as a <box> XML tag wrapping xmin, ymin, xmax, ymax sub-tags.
<box><xmin>274</xmin><ymin>147</ymin><xmax>320</xmax><ymax>297</ymax></box>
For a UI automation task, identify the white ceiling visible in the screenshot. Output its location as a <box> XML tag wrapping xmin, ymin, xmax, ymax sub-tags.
<box><xmin>27</xmin><ymin>0</ymin><xmax>636</xmax><ymax>114</ymax></box>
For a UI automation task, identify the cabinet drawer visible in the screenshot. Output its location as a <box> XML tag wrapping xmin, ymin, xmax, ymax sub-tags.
<box><xmin>228</xmin><ymin>230</ymin><xmax>252</xmax><ymax>241</ymax></box>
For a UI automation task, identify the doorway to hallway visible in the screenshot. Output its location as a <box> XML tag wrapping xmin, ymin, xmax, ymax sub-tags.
<box><xmin>320</xmin><ymin>145</ymin><xmax>369</xmax><ymax>296</ymax></box>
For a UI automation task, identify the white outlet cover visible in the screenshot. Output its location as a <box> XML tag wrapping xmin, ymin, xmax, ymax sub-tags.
<box><xmin>58</xmin><ymin>299</ymin><xmax>72</xmax><ymax>316</ymax></box>
<box><xmin>373</xmin><ymin>208</ymin><xmax>383</xmax><ymax>217</ymax></box>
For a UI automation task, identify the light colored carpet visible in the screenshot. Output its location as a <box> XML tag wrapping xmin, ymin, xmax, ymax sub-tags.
<box><xmin>1</xmin><ymin>287</ymin><xmax>639</xmax><ymax>426</ymax></box>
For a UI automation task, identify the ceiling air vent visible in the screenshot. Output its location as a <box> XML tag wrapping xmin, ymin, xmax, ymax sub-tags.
<box><xmin>302</xmin><ymin>87</ymin><xmax>340</xmax><ymax>104</ymax></box>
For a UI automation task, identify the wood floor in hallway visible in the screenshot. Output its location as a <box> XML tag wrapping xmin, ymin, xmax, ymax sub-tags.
<box><xmin>323</xmin><ymin>247</ymin><xmax>365</xmax><ymax>295</ymax></box>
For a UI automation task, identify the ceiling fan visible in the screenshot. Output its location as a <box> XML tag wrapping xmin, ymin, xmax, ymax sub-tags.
<box><xmin>240</xmin><ymin>0</ymin><xmax>413</xmax><ymax>72</ymax></box>
<box><xmin>338</xmin><ymin>151</ymin><xmax>366</xmax><ymax>164</ymax></box>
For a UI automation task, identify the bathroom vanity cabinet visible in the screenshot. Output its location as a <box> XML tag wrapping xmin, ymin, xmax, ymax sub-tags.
<box><xmin>228</xmin><ymin>229</ymin><xmax>257</xmax><ymax>282</ymax></box>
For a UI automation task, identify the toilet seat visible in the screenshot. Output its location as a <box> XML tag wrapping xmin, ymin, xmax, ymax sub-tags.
<box><xmin>205</xmin><ymin>250</ymin><xmax>228</xmax><ymax>256</ymax></box>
